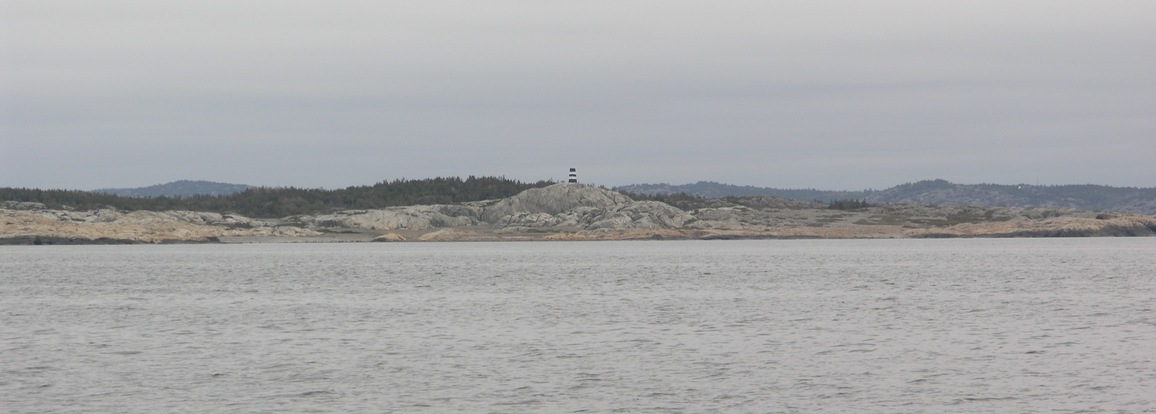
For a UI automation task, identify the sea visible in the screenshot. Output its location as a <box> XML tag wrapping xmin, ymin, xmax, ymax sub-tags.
<box><xmin>2</xmin><ymin>238</ymin><xmax>1155</xmax><ymax>413</ymax></box>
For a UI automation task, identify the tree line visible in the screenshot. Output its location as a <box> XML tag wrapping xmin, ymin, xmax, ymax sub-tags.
<box><xmin>827</xmin><ymin>199</ymin><xmax>871</xmax><ymax>210</ymax></box>
<box><xmin>1</xmin><ymin>176</ymin><xmax>555</xmax><ymax>218</ymax></box>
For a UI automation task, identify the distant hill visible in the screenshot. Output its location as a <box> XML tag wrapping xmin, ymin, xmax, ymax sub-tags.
<box><xmin>93</xmin><ymin>180</ymin><xmax>252</xmax><ymax>198</ymax></box>
<box><xmin>616</xmin><ymin>180</ymin><xmax>1156</xmax><ymax>214</ymax></box>
<box><xmin>869</xmin><ymin>180</ymin><xmax>1156</xmax><ymax>214</ymax></box>
<box><xmin>616</xmin><ymin>181</ymin><xmax>864</xmax><ymax>202</ymax></box>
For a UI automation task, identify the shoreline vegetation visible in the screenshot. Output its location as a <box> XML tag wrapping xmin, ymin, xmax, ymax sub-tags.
<box><xmin>1</xmin><ymin>176</ymin><xmax>553</xmax><ymax>218</ymax></box>
<box><xmin>4</xmin><ymin>180</ymin><xmax>1156</xmax><ymax>245</ymax></box>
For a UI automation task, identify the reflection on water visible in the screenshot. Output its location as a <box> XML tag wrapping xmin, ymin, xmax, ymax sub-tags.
<box><xmin>3</xmin><ymin>239</ymin><xmax>1155</xmax><ymax>413</ymax></box>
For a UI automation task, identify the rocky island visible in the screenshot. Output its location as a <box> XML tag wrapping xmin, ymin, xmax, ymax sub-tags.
<box><xmin>3</xmin><ymin>183</ymin><xmax>1155</xmax><ymax>244</ymax></box>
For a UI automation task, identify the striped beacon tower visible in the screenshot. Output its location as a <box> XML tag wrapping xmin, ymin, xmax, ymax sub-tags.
<box><xmin>568</xmin><ymin>168</ymin><xmax>577</xmax><ymax>183</ymax></box>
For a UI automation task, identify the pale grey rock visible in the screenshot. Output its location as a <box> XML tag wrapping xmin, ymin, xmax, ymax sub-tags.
<box><xmin>90</xmin><ymin>208</ymin><xmax>124</xmax><ymax>223</ymax></box>
<box><xmin>372</xmin><ymin>233</ymin><xmax>407</xmax><ymax>242</ymax></box>
<box><xmin>557</xmin><ymin>207</ymin><xmax>603</xmax><ymax>227</ymax></box>
<box><xmin>690</xmin><ymin>206</ymin><xmax>751</xmax><ymax>222</ymax></box>
<box><xmin>480</xmin><ymin>183</ymin><xmax>633</xmax><ymax>223</ymax></box>
<box><xmin>586</xmin><ymin>212</ymin><xmax>634</xmax><ymax>230</ymax></box>
<box><xmin>586</xmin><ymin>201</ymin><xmax>692</xmax><ymax>230</ymax></box>
<box><xmin>479</xmin><ymin>183</ymin><xmax>690</xmax><ymax>231</ymax></box>
<box><xmin>686</xmin><ymin>206</ymin><xmax>766</xmax><ymax>229</ymax></box>
<box><xmin>623</xmin><ymin>201</ymin><xmax>693</xmax><ymax>228</ymax></box>
<box><xmin>418</xmin><ymin>228</ymin><xmax>478</xmax><ymax>241</ymax></box>
<box><xmin>1</xmin><ymin>201</ymin><xmax>47</xmax><ymax>210</ymax></box>
<box><xmin>162</xmin><ymin>210</ymin><xmax>223</xmax><ymax>225</ymax></box>
<box><xmin>280</xmin><ymin>183</ymin><xmax>692</xmax><ymax>233</ymax></box>
<box><xmin>0</xmin><ymin>206</ymin><xmax>321</xmax><ymax>242</ymax></box>
<box><xmin>297</xmin><ymin>205</ymin><xmax>483</xmax><ymax>231</ymax></box>
<box><xmin>497</xmin><ymin>212</ymin><xmax>564</xmax><ymax>228</ymax></box>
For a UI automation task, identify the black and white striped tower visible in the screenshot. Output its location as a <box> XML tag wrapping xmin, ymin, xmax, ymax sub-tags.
<box><xmin>568</xmin><ymin>168</ymin><xmax>577</xmax><ymax>183</ymax></box>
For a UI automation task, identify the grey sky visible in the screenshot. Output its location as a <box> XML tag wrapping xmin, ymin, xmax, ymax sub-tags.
<box><xmin>3</xmin><ymin>1</ymin><xmax>1154</xmax><ymax>190</ymax></box>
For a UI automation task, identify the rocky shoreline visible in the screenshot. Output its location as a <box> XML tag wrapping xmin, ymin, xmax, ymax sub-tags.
<box><xmin>4</xmin><ymin>183</ymin><xmax>1155</xmax><ymax>245</ymax></box>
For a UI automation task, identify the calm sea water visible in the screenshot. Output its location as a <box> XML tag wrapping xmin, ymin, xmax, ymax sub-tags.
<box><xmin>2</xmin><ymin>239</ymin><xmax>1155</xmax><ymax>413</ymax></box>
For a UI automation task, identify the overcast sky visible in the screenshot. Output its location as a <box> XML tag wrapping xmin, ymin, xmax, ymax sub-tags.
<box><xmin>2</xmin><ymin>1</ymin><xmax>1154</xmax><ymax>191</ymax></box>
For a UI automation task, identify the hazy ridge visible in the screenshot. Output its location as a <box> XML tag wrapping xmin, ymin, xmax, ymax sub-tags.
<box><xmin>616</xmin><ymin>179</ymin><xmax>1156</xmax><ymax>215</ymax></box>
<box><xmin>93</xmin><ymin>180</ymin><xmax>252</xmax><ymax>198</ymax></box>
<box><xmin>76</xmin><ymin>178</ymin><xmax>1156</xmax><ymax>215</ymax></box>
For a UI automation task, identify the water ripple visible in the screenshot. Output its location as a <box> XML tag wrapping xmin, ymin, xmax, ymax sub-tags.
<box><xmin>2</xmin><ymin>239</ymin><xmax>1155</xmax><ymax>412</ymax></box>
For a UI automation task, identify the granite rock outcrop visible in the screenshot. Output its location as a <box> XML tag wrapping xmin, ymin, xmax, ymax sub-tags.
<box><xmin>0</xmin><ymin>206</ymin><xmax>320</xmax><ymax>244</ymax></box>
<box><xmin>288</xmin><ymin>183</ymin><xmax>692</xmax><ymax>233</ymax></box>
<box><xmin>290</xmin><ymin>205</ymin><xmax>482</xmax><ymax>231</ymax></box>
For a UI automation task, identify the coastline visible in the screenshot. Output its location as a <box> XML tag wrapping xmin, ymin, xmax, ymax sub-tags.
<box><xmin>5</xmin><ymin>218</ymin><xmax>1155</xmax><ymax>245</ymax></box>
<box><xmin>4</xmin><ymin>183</ymin><xmax>1155</xmax><ymax>245</ymax></box>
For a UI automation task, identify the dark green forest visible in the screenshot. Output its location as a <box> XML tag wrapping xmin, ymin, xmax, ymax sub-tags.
<box><xmin>1</xmin><ymin>176</ymin><xmax>554</xmax><ymax>218</ymax></box>
<box><xmin>827</xmin><ymin>199</ymin><xmax>872</xmax><ymax>210</ymax></box>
